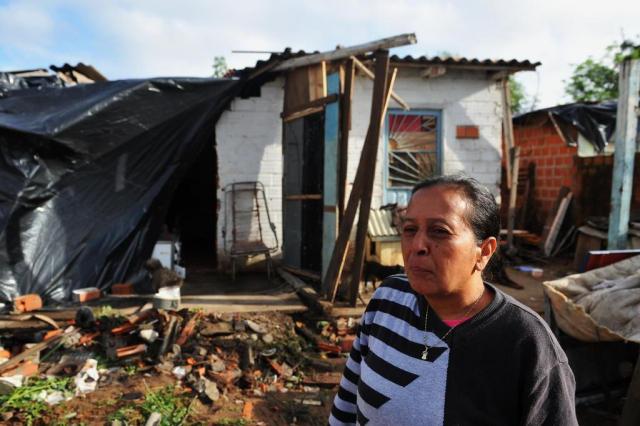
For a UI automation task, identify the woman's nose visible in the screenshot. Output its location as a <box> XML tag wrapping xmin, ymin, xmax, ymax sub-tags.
<box><xmin>412</xmin><ymin>232</ymin><xmax>430</xmax><ymax>255</ymax></box>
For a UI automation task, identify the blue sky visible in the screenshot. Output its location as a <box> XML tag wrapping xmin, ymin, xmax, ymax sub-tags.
<box><xmin>1</xmin><ymin>0</ymin><xmax>639</xmax><ymax>108</ymax></box>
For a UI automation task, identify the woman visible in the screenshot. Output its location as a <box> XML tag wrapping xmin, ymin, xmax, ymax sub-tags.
<box><xmin>329</xmin><ymin>175</ymin><xmax>577</xmax><ymax>426</ymax></box>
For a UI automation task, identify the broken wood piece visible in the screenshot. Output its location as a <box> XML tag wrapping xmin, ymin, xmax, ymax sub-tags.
<box><xmin>316</xmin><ymin>341</ymin><xmax>342</xmax><ymax>354</ymax></box>
<box><xmin>281</xmin><ymin>93</ymin><xmax>339</xmax><ymax>122</ymax></box>
<box><xmin>339</xmin><ymin>58</ymin><xmax>355</xmax><ymax>220</ymax></box>
<box><xmin>126</xmin><ymin>307</ymin><xmax>157</xmax><ymax>325</ymax></box>
<box><xmin>79</xmin><ymin>331</ymin><xmax>100</xmax><ymax>345</ymax></box>
<box><xmin>281</xmin><ymin>265</ymin><xmax>321</xmax><ymax>281</ymax></box>
<box><xmin>274</xmin><ymin>33</ymin><xmax>417</xmax><ymax>71</ymax></box>
<box><xmin>278</xmin><ymin>268</ymin><xmax>331</xmax><ymax>315</ymax></box>
<box><xmin>351</xmin><ymin>56</ymin><xmax>409</xmax><ymax>110</ymax></box>
<box><xmin>506</xmin><ymin>146</ymin><xmax>521</xmax><ymax>251</ymax></box>
<box><xmin>501</xmin><ymin>78</ymin><xmax>514</xmax><ymax>189</ymax></box>
<box><xmin>323</xmin><ymin>51</ymin><xmax>391</xmax><ymax>301</ymax></box>
<box><xmin>116</xmin><ymin>344</ymin><xmax>147</xmax><ymax>358</ymax></box>
<box><xmin>349</xmin><ymin>66</ymin><xmax>398</xmax><ymax>306</ymax></box>
<box><xmin>176</xmin><ymin>313</ymin><xmax>201</xmax><ymax>346</ymax></box>
<box><xmin>0</xmin><ymin>331</ymin><xmax>66</xmax><ymax>375</ymax></box>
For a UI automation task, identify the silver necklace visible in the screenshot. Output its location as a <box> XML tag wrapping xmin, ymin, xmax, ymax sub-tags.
<box><xmin>421</xmin><ymin>288</ymin><xmax>485</xmax><ymax>360</ymax></box>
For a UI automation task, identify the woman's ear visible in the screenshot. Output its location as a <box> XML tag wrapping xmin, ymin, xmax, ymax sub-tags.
<box><xmin>475</xmin><ymin>237</ymin><xmax>497</xmax><ymax>271</ymax></box>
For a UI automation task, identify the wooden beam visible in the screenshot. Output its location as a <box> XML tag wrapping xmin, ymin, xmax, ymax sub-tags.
<box><xmin>339</xmin><ymin>59</ymin><xmax>355</xmax><ymax>221</ymax></box>
<box><xmin>501</xmin><ymin>78</ymin><xmax>514</xmax><ymax>189</ymax></box>
<box><xmin>349</xmin><ymin>67</ymin><xmax>398</xmax><ymax>306</ymax></box>
<box><xmin>281</xmin><ymin>93</ymin><xmax>339</xmax><ymax>122</ymax></box>
<box><xmin>322</xmin><ymin>73</ymin><xmax>341</xmax><ymax>282</ymax></box>
<box><xmin>506</xmin><ymin>146</ymin><xmax>520</xmax><ymax>251</ymax></box>
<box><xmin>274</xmin><ymin>33</ymin><xmax>416</xmax><ymax>71</ymax></box>
<box><xmin>285</xmin><ymin>194</ymin><xmax>322</xmax><ymax>200</ymax></box>
<box><xmin>608</xmin><ymin>58</ymin><xmax>640</xmax><ymax>250</ymax></box>
<box><xmin>323</xmin><ymin>50</ymin><xmax>391</xmax><ymax>300</ymax></box>
<box><xmin>352</xmin><ymin>56</ymin><xmax>410</xmax><ymax>110</ymax></box>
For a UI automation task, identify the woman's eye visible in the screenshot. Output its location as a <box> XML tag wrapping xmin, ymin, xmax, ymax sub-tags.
<box><xmin>429</xmin><ymin>227</ymin><xmax>450</xmax><ymax>237</ymax></box>
<box><xmin>402</xmin><ymin>226</ymin><xmax>417</xmax><ymax>235</ymax></box>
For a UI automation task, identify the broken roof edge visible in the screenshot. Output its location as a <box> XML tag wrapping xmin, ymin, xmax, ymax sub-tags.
<box><xmin>230</xmin><ymin>34</ymin><xmax>539</xmax><ymax>80</ymax></box>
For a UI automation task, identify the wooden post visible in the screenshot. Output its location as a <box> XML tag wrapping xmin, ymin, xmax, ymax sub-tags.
<box><xmin>502</xmin><ymin>78</ymin><xmax>514</xmax><ymax>189</ymax></box>
<box><xmin>349</xmin><ymin>68</ymin><xmax>398</xmax><ymax>306</ymax></box>
<box><xmin>322</xmin><ymin>73</ymin><xmax>341</xmax><ymax>281</ymax></box>
<box><xmin>507</xmin><ymin>146</ymin><xmax>520</xmax><ymax>251</ymax></box>
<box><xmin>608</xmin><ymin>58</ymin><xmax>640</xmax><ymax>250</ymax></box>
<box><xmin>322</xmin><ymin>50</ymin><xmax>390</xmax><ymax>300</ymax></box>
<box><xmin>339</xmin><ymin>59</ymin><xmax>355</xmax><ymax>221</ymax></box>
<box><xmin>620</xmin><ymin>352</ymin><xmax>640</xmax><ymax>426</ymax></box>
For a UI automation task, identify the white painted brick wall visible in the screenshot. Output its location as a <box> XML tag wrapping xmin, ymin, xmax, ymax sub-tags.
<box><xmin>215</xmin><ymin>78</ymin><xmax>284</xmax><ymax>264</ymax></box>
<box><xmin>346</xmin><ymin>68</ymin><xmax>503</xmax><ymax>205</ymax></box>
<box><xmin>214</xmin><ymin>69</ymin><xmax>505</xmax><ymax>263</ymax></box>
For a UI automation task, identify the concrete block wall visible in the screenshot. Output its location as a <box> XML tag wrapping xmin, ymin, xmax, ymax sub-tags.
<box><xmin>347</xmin><ymin>68</ymin><xmax>504</xmax><ymax>207</ymax></box>
<box><xmin>215</xmin><ymin>78</ymin><xmax>284</xmax><ymax>264</ymax></box>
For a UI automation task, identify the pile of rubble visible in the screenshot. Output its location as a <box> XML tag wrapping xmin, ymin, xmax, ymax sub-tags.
<box><xmin>0</xmin><ymin>300</ymin><xmax>357</xmax><ymax>424</ymax></box>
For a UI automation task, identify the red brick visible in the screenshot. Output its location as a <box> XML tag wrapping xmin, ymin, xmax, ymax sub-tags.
<box><xmin>112</xmin><ymin>283</ymin><xmax>135</xmax><ymax>295</ymax></box>
<box><xmin>14</xmin><ymin>294</ymin><xmax>42</xmax><ymax>313</ymax></box>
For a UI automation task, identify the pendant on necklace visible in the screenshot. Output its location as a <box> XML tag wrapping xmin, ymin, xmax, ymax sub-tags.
<box><xmin>421</xmin><ymin>347</ymin><xmax>429</xmax><ymax>360</ymax></box>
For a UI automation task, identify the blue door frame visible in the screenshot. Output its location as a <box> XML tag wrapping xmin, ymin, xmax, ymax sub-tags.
<box><xmin>383</xmin><ymin>109</ymin><xmax>443</xmax><ymax>205</ymax></box>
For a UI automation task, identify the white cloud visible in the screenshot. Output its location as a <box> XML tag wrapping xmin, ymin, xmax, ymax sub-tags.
<box><xmin>1</xmin><ymin>0</ymin><xmax>639</xmax><ymax>107</ymax></box>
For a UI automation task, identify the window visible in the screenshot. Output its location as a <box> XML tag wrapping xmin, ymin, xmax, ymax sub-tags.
<box><xmin>386</xmin><ymin>111</ymin><xmax>441</xmax><ymax>189</ymax></box>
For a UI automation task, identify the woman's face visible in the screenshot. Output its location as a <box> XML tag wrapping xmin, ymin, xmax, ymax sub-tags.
<box><xmin>400</xmin><ymin>185</ymin><xmax>483</xmax><ymax>297</ymax></box>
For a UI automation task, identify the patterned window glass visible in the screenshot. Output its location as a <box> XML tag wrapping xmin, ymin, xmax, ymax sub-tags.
<box><xmin>387</xmin><ymin>113</ymin><xmax>439</xmax><ymax>188</ymax></box>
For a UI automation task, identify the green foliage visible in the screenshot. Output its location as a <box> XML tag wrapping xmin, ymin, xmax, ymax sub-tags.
<box><xmin>565</xmin><ymin>37</ymin><xmax>640</xmax><ymax>103</ymax></box>
<box><xmin>215</xmin><ymin>419</ymin><xmax>248</xmax><ymax>426</ymax></box>
<box><xmin>0</xmin><ymin>377</ymin><xmax>73</xmax><ymax>425</ymax></box>
<box><xmin>109</xmin><ymin>384</ymin><xmax>194</xmax><ymax>426</ymax></box>
<box><xmin>565</xmin><ymin>57</ymin><xmax>618</xmax><ymax>102</ymax></box>
<box><xmin>212</xmin><ymin>56</ymin><xmax>228</xmax><ymax>78</ymax></box>
<box><xmin>508</xmin><ymin>76</ymin><xmax>527</xmax><ymax>114</ymax></box>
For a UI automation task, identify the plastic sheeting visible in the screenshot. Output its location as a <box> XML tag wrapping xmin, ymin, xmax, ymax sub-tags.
<box><xmin>543</xmin><ymin>255</ymin><xmax>640</xmax><ymax>343</ymax></box>
<box><xmin>0</xmin><ymin>78</ymin><xmax>238</xmax><ymax>303</ymax></box>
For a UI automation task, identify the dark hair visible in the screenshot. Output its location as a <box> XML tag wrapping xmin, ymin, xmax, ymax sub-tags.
<box><xmin>410</xmin><ymin>174</ymin><xmax>500</xmax><ymax>242</ymax></box>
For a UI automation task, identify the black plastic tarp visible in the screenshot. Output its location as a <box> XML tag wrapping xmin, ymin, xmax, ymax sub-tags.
<box><xmin>514</xmin><ymin>101</ymin><xmax>620</xmax><ymax>152</ymax></box>
<box><xmin>0</xmin><ymin>78</ymin><xmax>238</xmax><ymax>303</ymax></box>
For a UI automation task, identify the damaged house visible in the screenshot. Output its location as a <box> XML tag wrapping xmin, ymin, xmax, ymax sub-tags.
<box><xmin>0</xmin><ymin>35</ymin><xmax>539</xmax><ymax>302</ymax></box>
<box><xmin>212</xmin><ymin>39</ymin><xmax>538</xmax><ymax>287</ymax></box>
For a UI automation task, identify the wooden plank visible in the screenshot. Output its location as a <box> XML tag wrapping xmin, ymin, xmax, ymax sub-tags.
<box><xmin>281</xmin><ymin>94</ymin><xmax>339</xmax><ymax>121</ymax></box>
<box><xmin>608</xmin><ymin>58</ymin><xmax>640</xmax><ymax>250</ymax></box>
<box><xmin>349</xmin><ymin>68</ymin><xmax>398</xmax><ymax>306</ymax></box>
<box><xmin>501</xmin><ymin>78</ymin><xmax>514</xmax><ymax>189</ymax></box>
<box><xmin>543</xmin><ymin>191</ymin><xmax>573</xmax><ymax>256</ymax></box>
<box><xmin>339</xmin><ymin>59</ymin><xmax>355</xmax><ymax>221</ymax></box>
<box><xmin>352</xmin><ymin>56</ymin><xmax>410</xmax><ymax>110</ymax></box>
<box><xmin>274</xmin><ymin>33</ymin><xmax>416</xmax><ymax>71</ymax></box>
<box><xmin>506</xmin><ymin>146</ymin><xmax>520</xmax><ymax>250</ymax></box>
<box><xmin>322</xmin><ymin>73</ymin><xmax>341</xmax><ymax>282</ymax></box>
<box><xmin>285</xmin><ymin>194</ymin><xmax>322</xmax><ymax>201</ymax></box>
<box><xmin>323</xmin><ymin>51</ymin><xmax>390</xmax><ymax>299</ymax></box>
<box><xmin>282</xmin><ymin>106</ymin><xmax>323</xmax><ymax>123</ymax></box>
<box><xmin>620</xmin><ymin>351</ymin><xmax>640</xmax><ymax>426</ymax></box>
<box><xmin>281</xmin><ymin>265</ymin><xmax>321</xmax><ymax>281</ymax></box>
<box><xmin>277</xmin><ymin>268</ymin><xmax>331</xmax><ymax>316</ymax></box>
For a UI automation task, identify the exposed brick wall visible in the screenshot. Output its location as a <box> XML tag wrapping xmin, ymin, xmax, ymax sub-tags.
<box><xmin>513</xmin><ymin>124</ymin><xmax>577</xmax><ymax>222</ymax></box>
<box><xmin>510</xmin><ymin>121</ymin><xmax>640</xmax><ymax>230</ymax></box>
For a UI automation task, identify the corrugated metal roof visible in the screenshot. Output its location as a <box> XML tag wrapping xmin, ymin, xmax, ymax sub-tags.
<box><xmin>368</xmin><ymin>209</ymin><xmax>400</xmax><ymax>240</ymax></box>
<box><xmin>232</xmin><ymin>48</ymin><xmax>539</xmax><ymax>79</ymax></box>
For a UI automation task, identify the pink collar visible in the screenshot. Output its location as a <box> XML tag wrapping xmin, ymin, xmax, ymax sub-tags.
<box><xmin>442</xmin><ymin>317</ymin><xmax>470</xmax><ymax>328</ymax></box>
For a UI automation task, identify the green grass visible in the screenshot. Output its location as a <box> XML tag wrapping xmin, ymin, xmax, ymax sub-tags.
<box><xmin>108</xmin><ymin>383</ymin><xmax>195</xmax><ymax>426</ymax></box>
<box><xmin>214</xmin><ymin>419</ymin><xmax>248</xmax><ymax>426</ymax></box>
<box><xmin>0</xmin><ymin>376</ymin><xmax>73</xmax><ymax>426</ymax></box>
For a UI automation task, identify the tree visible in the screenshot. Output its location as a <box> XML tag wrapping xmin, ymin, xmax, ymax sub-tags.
<box><xmin>564</xmin><ymin>37</ymin><xmax>640</xmax><ymax>103</ymax></box>
<box><xmin>212</xmin><ymin>56</ymin><xmax>228</xmax><ymax>78</ymax></box>
<box><xmin>565</xmin><ymin>58</ymin><xmax>618</xmax><ymax>102</ymax></box>
<box><xmin>508</xmin><ymin>76</ymin><xmax>528</xmax><ymax>114</ymax></box>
